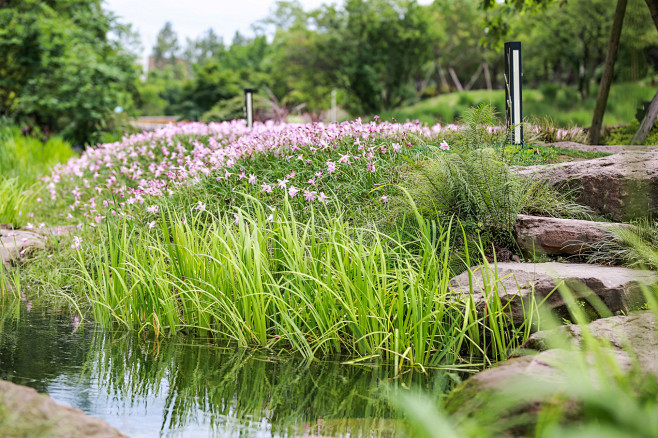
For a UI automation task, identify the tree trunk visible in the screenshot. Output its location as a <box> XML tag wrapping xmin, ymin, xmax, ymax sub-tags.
<box><xmin>645</xmin><ymin>0</ymin><xmax>658</xmax><ymax>31</ymax></box>
<box><xmin>465</xmin><ymin>63</ymin><xmax>483</xmax><ymax>91</ymax></box>
<box><xmin>448</xmin><ymin>67</ymin><xmax>463</xmax><ymax>91</ymax></box>
<box><xmin>589</xmin><ymin>0</ymin><xmax>628</xmax><ymax>145</ymax></box>
<box><xmin>483</xmin><ymin>62</ymin><xmax>492</xmax><ymax>91</ymax></box>
<box><xmin>629</xmin><ymin>1</ymin><xmax>658</xmax><ymax>144</ymax></box>
<box><xmin>631</xmin><ymin>89</ymin><xmax>658</xmax><ymax>144</ymax></box>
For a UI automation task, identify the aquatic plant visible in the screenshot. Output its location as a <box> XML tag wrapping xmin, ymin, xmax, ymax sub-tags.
<box><xmin>71</xmin><ymin>196</ymin><xmax>535</xmax><ymax>368</ymax></box>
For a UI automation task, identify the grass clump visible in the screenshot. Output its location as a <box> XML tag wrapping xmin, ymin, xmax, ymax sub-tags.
<box><xmin>590</xmin><ymin>219</ymin><xmax>658</xmax><ymax>269</ymax></box>
<box><xmin>70</xmin><ymin>196</ymin><xmax>535</xmax><ymax>368</ymax></box>
<box><xmin>392</xmin><ymin>105</ymin><xmax>593</xmax><ymax>249</ymax></box>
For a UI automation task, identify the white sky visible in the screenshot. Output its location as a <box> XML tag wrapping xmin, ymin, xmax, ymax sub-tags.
<box><xmin>104</xmin><ymin>0</ymin><xmax>433</xmax><ymax>59</ymax></box>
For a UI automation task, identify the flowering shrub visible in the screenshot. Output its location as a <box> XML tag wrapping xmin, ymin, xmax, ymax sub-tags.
<box><xmin>39</xmin><ymin>119</ymin><xmax>454</xmax><ymax>227</ymax></box>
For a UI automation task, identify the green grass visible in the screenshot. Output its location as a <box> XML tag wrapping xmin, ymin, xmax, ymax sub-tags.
<box><xmin>0</xmin><ymin>179</ymin><xmax>36</xmax><ymax>227</ymax></box>
<box><xmin>384</xmin><ymin>82</ymin><xmax>656</xmax><ymax>130</ymax></box>
<box><xmin>604</xmin><ymin>119</ymin><xmax>658</xmax><ymax>146</ymax></box>
<box><xmin>0</xmin><ymin>125</ymin><xmax>74</xmax><ymax>227</ymax></box>
<box><xmin>0</xmin><ymin>126</ymin><xmax>74</xmax><ymax>187</ymax></box>
<box><xmin>66</xmin><ymin>195</ymin><xmax>538</xmax><ymax>369</ymax></box>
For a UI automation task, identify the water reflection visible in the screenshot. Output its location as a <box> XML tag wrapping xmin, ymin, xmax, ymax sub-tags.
<box><xmin>0</xmin><ymin>303</ymin><xmax>446</xmax><ymax>437</ymax></box>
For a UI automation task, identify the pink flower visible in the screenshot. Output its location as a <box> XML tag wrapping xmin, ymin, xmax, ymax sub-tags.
<box><xmin>307</xmin><ymin>178</ymin><xmax>315</xmax><ymax>185</ymax></box>
<box><xmin>392</xmin><ymin>143</ymin><xmax>402</xmax><ymax>153</ymax></box>
<box><xmin>267</xmin><ymin>214</ymin><xmax>274</xmax><ymax>222</ymax></box>
<box><xmin>25</xmin><ymin>223</ymin><xmax>34</xmax><ymax>230</ymax></box>
<box><xmin>338</xmin><ymin>153</ymin><xmax>350</xmax><ymax>164</ymax></box>
<box><xmin>327</xmin><ymin>161</ymin><xmax>336</xmax><ymax>173</ymax></box>
<box><xmin>148</xmin><ymin>220</ymin><xmax>156</xmax><ymax>229</ymax></box>
<box><xmin>440</xmin><ymin>140</ymin><xmax>450</xmax><ymax>150</ymax></box>
<box><xmin>277</xmin><ymin>178</ymin><xmax>289</xmax><ymax>189</ymax></box>
<box><xmin>196</xmin><ymin>201</ymin><xmax>206</xmax><ymax>211</ymax></box>
<box><xmin>71</xmin><ymin>236</ymin><xmax>83</xmax><ymax>249</ymax></box>
<box><xmin>288</xmin><ymin>186</ymin><xmax>299</xmax><ymax>198</ymax></box>
<box><xmin>239</xmin><ymin>171</ymin><xmax>246</xmax><ymax>180</ymax></box>
<box><xmin>304</xmin><ymin>190</ymin><xmax>317</xmax><ymax>201</ymax></box>
<box><xmin>261</xmin><ymin>184</ymin><xmax>273</xmax><ymax>193</ymax></box>
<box><xmin>315</xmin><ymin>171</ymin><xmax>322</xmax><ymax>178</ymax></box>
<box><xmin>248</xmin><ymin>174</ymin><xmax>257</xmax><ymax>184</ymax></box>
<box><xmin>224</xmin><ymin>169</ymin><xmax>232</xmax><ymax>179</ymax></box>
<box><xmin>381</xmin><ymin>195</ymin><xmax>388</xmax><ymax>204</ymax></box>
<box><xmin>318</xmin><ymin>192</ymin><xmax>328</xmax><ymax>203</ymax></box>
<box><xmin>146</xmin><ymin>205</ymin><xmax>159</xmax><ymax>214</ymax></box>
<box><xmin>367</xmin><ymin>163</ymin><xmax>375</xmax><ymax>172</ymax></box>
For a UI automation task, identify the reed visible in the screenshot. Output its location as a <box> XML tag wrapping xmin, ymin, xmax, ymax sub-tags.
<box><xmin>72</xmin><ymin>196</ymin><xmax>535</xmax><ymax>368</ymax></box>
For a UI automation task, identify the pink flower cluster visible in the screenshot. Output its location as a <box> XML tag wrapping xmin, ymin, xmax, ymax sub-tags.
<box><xmin>43</xmin><ymin>119</ymin><xmax>452</xmax><ymax>225</ymax></box>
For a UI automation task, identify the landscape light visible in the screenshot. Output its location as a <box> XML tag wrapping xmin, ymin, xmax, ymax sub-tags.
<box><xmin>244</xmin><ymin>88</ymin><xmax>255</xmax><ymax>129</ymax></box>
<box><xmin>504</xmin><ymin>41</ymin><xmax>523</xmax><ymax>145</ymax></box>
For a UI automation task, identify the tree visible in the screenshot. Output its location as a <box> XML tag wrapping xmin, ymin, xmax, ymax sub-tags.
<box><xmin>0</xmin><ymin>0</ymin><xmax>140</xmax><ymax>144</ymax></box>
<box><xmin>304</xmin><ymin>0</ymin><xmax>433</xmax><ymax>115</ymax></box>
<box><xmin>183</xmin><ymin>28</ymin><xmax>225</xmax><ymax>66</ymax></box>
<box><xmin>152</xmin><ymin>21</ymin><xmax>180</xmax><ymax>68</ymax></box>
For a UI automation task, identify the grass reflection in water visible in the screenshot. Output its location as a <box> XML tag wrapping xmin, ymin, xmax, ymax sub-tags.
<box><xmin>0</xmin><ymin>305</ymin><xmax>450</xmax><ymax>437</ymax></box>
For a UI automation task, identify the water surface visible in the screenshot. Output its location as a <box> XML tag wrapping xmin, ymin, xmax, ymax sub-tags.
<box><xmin>0</xmin><ymin>303</ymin><xmax>445</xmax><ymax>437</ymax></box>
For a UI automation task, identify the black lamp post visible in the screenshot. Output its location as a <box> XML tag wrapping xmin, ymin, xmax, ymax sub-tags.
<box><xmin>504</xmin><ymin>41</ymin><xmax>523</xmax><ymax>145</ymax></box>
<box><xmin>244</xmin><ymin>88</ymin><xmax>255</xmax><ymax>128</ymax></box>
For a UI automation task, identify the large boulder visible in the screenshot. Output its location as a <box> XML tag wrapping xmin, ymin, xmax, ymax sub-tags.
<box><xmin>0</xmin><ymin>226</ymin><xmax>74</xmax><ymax>268</ymax></box>
<box><xmin>514</xmin><ymin>214</ymin><xmax>626</xmax><ymax>256</ymax></box>
<box><xmin>515</xmin><ymin>151</ymin><xmax>658</xmax><ymax>221</ymax></box>
<box><xmin>0</xmin><ymin>229</ymin><xmax>45</xmax><ymax>268</ymax></box>
<box><xmin>444</xmin><ymin>311</ymin><xmax>658</xmax><ymax>429</ymax></box>
<box><xmin>0</xmin><ymin>380</ymin><xmax>127</xmax><ymax>437</ymax></box>
<box><xmin>526</xmin><ymin>310</ymin><xmax>657</xmax><ymax>374</ymax></box>
<box><xmin>450</xmin><ymin>262</ymin><xmax>658</xmax><ymax>325</ymax></box>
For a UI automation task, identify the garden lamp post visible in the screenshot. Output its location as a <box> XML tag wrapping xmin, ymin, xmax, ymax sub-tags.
<box><xmin>504</xmin><ymin>41</ymin><xmax>523</xmax><ymax>145</ymax></box>
<box><xmin>244</xmin><ymin>88</ymin><xmax>255</xmax><ymax>129</ymax></box>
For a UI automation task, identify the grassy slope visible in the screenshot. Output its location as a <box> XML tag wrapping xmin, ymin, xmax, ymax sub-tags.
<box><xmin>384</xmin><ymin>82</ymin><xmax>656</xmax><ymax>128</ymax></box>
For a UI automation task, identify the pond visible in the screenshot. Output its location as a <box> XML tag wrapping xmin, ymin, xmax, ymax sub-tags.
<box><xmin>0</xmin><ymin>303</ymin><xmax>449</xmax><ymax>437</ymax></box>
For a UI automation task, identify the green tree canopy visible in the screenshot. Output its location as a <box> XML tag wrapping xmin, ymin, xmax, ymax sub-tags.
<box><xmin>0</xmin><ymin>0</ymin><xmax>140</xmax><ymax>144</ymax></box>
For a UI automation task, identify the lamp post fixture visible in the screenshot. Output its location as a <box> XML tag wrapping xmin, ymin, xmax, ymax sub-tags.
<box><xmin>244</xmin><ymin>88</ymin><xmax>255</xmax><ymax>129</ymax></box>
<box><xmin>504</xmin><ymin>41</ymin><xmax>523</xmax><ymax>145</ymax></box>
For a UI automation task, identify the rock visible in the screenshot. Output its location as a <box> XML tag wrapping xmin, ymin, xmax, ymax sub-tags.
<box><xmin>545</xmin><ymin>142</ymin><xmax>658</xmax><ymax>153</ymax></box>
<box><xmin>0</xmin><ymin>226</ymin><xmax>73</xmax><ymax>269</ymax></box>
<box><xmin>515</xmin><ymin>151</ymin><xmax>658</xmax><ymax>221</ymax></box>
<box><xmin>525</xmin><ymin>310</ymin><xmax>658</xmax><ymax>375</ymax></box>
<box><xmin>0</xmin><ymin>380</ymin><xmax>127</xmax><ymax>437</ymax></box>
<box><xmin>444</xmin><ymin>311</ymin><xmax>658</xmax><ymax>428</ymax></box>
<box><xmin>514</xmin><ymin>214</ymin><xmax>627</xmax><ymax>256</ymax></box>
<box><xmin>0</xmin><ymin>229</ymin><xmax>46</xmax><ymax>268</ymax></box>
<box><xmin>449</xmin><ymin>262</ymin><xmax>658</xmax><ymax>325</ymax></box>
<box><xmin>36</xmin><ymin>225</ymin><xmax>77</xmax><ymax>238</ymax></box>
<box><xmin>443</xmin><ymin>349</ymin><xmax>570</xmax><ymax>417</ymax></box>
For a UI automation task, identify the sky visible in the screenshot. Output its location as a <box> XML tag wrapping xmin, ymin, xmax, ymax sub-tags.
<box><xmin>104</xmin><ymin>0</ymin><xmax>433</xmax><ymax>60</ymax></box>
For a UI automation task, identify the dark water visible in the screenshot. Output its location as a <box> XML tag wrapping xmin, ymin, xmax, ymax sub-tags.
<box><xmin>0</xmin><ymin>303</ymin><xmax>447</xmax><ymax>437</ymax></box>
